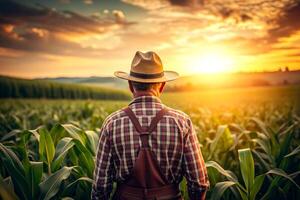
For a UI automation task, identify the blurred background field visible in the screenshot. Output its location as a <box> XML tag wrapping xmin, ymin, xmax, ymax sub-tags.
<box><xmin>2</xmin><ymin>84</ymin><xmax>299</xmax><ymax>133</ymax></box>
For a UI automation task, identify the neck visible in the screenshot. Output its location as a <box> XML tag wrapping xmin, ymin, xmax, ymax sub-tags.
<box><xmin>133</xmin><ymin>90</ymin><xmax>160</xmax><ymax>98</ymax></box>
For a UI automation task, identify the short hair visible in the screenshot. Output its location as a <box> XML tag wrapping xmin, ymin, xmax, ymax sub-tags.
<box><xmin>131</xmin><ymin>81</ymin><xmax>162</xmax><ymax>91</ymax></box>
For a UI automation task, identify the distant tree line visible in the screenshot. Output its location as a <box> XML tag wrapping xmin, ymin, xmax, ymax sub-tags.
<box><xmin>0</xmin><ymin>76</ymin><xmax>130</xmax><ymax>100</ymax></box>
<box><xmin>164</xmin><ymin>79</ymin><xmax>273</xmax><ymax>92</ymax></box>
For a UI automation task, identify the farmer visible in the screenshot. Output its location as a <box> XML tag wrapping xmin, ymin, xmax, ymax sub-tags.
<box><xmin>91</xmin><ymin>51</ymin><xmax>209</xmax><ymax>200</ymax></box>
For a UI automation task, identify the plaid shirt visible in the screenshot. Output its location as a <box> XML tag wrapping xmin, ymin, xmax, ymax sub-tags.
<box><xmin>91</xmin><ymin>95</ymin><xmax>209</xmax><ymax>199</ymax></box>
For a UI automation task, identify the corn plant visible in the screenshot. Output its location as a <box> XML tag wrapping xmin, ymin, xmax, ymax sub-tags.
<box><xmin>250</xmin><ymin>117</ymin><xmax>300</xmax><ymax>199</ymax></box>
<box><xmin>0</xmin><ymin>95</ymin><xmax>299</xmax><ymax>200</ymax></box>
<box><xmin>0</xmin><ymin>124</ymin><xmax>97</xmax><ymax>200</ymax></box>
<box><xmin>206</xmin><ymin>148</ymin><xmax>300</xmax><ymax>200</ymax></box>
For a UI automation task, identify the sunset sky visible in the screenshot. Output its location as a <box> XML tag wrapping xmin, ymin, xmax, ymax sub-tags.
<box><xmin>0</xmin><ymin>0</ymin><xmax>300</xmax><ymax>78</ymax></box>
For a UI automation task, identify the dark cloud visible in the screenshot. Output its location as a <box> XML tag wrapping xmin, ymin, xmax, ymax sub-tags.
<box><xmin>123</xmin><ymin>0</ymin><xmax>300</xmax><ymax>35</ymax></box>
<box><xmin>112</xmin><ymin>10</ymin><xmax>126</xmax><ymax>23</ymax></box>
<box><xmin>0</xmin><ymin>25</ymin><xmax>100</xmax><ymax>56</ymax></box>
<box><xmin>169</xmin><ymin>0</ymin><xmax>203</xmax><ymax>7</ymax></box>
<box><xmin>273</xmin><ymin>46</ymin><xmax>300</xmax><ymax>51</ymax></box>
<box><xmin>268</xmin><ymin>2</ymin><xmax>300</xmax><ymax>42</ymax></box>
<box><xmin>0</xmin><ymin>0</ymin><xmax>129</xmax><ymax>34</ymax></box>
<box><xmin>0</xmin><ymin>0</ymin><xmax>131</xmax><ymax>56</ymax></box>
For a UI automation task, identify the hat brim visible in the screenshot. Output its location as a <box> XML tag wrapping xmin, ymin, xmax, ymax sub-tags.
<box><xmin>114</xmin><ymin>70</ymin><xmax>179</xmax><ymax>83</ymax></box>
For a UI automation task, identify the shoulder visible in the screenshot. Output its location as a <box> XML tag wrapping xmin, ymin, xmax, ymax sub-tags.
<box><xmin>165</xmin><ymin>106</ymin><xmax>190</xmax><ymax>120</ymax></box>
<box><xmin>164</xmin><ymin>106</ymin><xmax>193</xmax><ymax>134</ymax></box>
<box><xmin>101</xmin><ymin>108</ymin><xmax>127</xmax><ymax>132</ymax></box>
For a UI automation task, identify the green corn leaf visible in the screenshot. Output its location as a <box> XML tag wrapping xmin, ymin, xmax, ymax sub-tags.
<box><xmin>0</xmin><ymin>143</ymin><xmax>29</xmax><ymax>200</ymax></box>
<box><xmin>206</xmin><ymin>160</ymin><xmax>248</xmax><ymax>197</ymax></box>
<box><xmin>250</xmin><ymin>174</ymin><xmax>265</xmax><ymax>200</ymax></box>
<box><xmin>250</xmin><ymin>117</ymin><xmax>280</xmax><ymax>157</ymax></box>
<box><xmin>62</xmin><ymin>177</ymin><xmax>93</xmax><ymax>196</ymax></box>
<box><xmin>207</xmin><ymin>167</ymin><xmax>219</xmax><ymax>186</ymax></box>
<box><xmin>28</xmin><ymin>161</ymin><xmax>43</xmax><ymax>199</ymax></box>
<box><xmin>49</xmin><ymin>124</ymin><xmax>65</xmax><ymax>145</ymax></box>
<box><xmin>39</xmin><ymin>127</ymin><xmax>55</xmax><ymax>174</ymax></box>
<box><xmin>290</xmin><ymin>171</ymin><xmax>300</xmax><ymax>179</ymax></box>
<box><xmin>261</xmin><ymin>168</ymin><xmax>300</xmax><ymax>199</ymax></box>
<box><xmin>20</xmin><ymin>133</ymin><xmax>31</xmax><ymax>175</ymax></box>
<box><xmin>206</xmin><ymin>161</ymin><xmax>237</xmax><ymax>182</ymax></box>
<box><xmin>85</xmin><ymin>130</ymin><xmax>99</xmax><ymax>155</ymax></box>
<box><xmin>236</xmin><ymin>186</ymin><xmax>248</xmax><ymax>200</ymax></box>
<box><xmin>68</xmin><ymin>148</ymin><xmax>79</xmax><ymax>166</ymax></box>
<box><xmin>238</xmin><ymin>148</ymin><xmax>254</xmax><ymax>196</ymax></box>
<box><xmin>276</xmin><ymin>126</ymin><xmax>293</xmax><ymax>165</ymax></box>
<box><xmin>209</xmin><ymin>125</ymin><xmax>233</xmax><ymax>159</ymax></box>
<box><xmin>210</xmin><ymin>181</ymin><xmax>236</xmax><ymax>200</ymax></box>
<box><xmin>249</xmin><ymin>117</ymin><xmax>269</xmax><ymax>136</ymax></box>
<box><xmin>39</xmin><ymin>166</ymin><xmax>74</xmax><ymax>200</ymax></box>
<box><xmin>251</xmin><ymin>150</ymin><xmax>271</xmax><ymax>171</ymax></box>
<box><xmin>0</xmin><ymin>177</ymin><xmax>19</xmax><ymax>200</ymax></box>
<box><xmin>39</xmin><ymin>138</ymin><xmax>44</xmax><ymax>161</ymax></box>
<box><xmin>179</xmin><ymin>178</ymin><xmax>189</xmax><ymax>200</ymax></box>
<box><xmin>1</xmin><ymin>129</ymin><xmax>40</xmax><ymax>142</ymax></box>
<box><xmin>252</xmin><ymin>138</ymin><xmax>271</xmax><ymax>156</ymax></box>
<box><xmin>51</xmin><ymin>137</ymin><xmax>75</xmax><ymax>172</ymax></box>
<box><xmin>267</xmin><ymin>168</ymin><xmax>300</xmax><ymax>190</ymax></box>
<box><xmin>72</xmin><ymin>139</ymin><xmax>94</xmax><ymax>177</ymax></box>
<box><xmin>284</xmin><ymin>146</ymin><xmax>300</xmax><ymax>158</ymax></box>
<box><xmin>1</xmin><ymin>129</ymin><xmax>21</xmax><ymax>142</ymax></box>
<box><xmin>61</xmin><ymin>124</ymin><xmax>87</xmax><ymax>145</ymax></box>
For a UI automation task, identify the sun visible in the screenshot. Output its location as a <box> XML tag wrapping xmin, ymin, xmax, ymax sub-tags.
<box><xmin>189</xmin><ymin>51</ymin><xmax>234</xmax><ymax>74</ymax></box>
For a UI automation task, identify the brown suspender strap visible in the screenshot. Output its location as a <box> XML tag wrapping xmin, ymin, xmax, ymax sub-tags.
<box><xmin>148</xmin><ymin>108</ymin><xmax>169</xmax><ymax>133</ymax></box>
<box><xmin>123</xmin><ymin>107</ymin><xmax>169</xmax><ymax>148</ymax></box>
<box><xmin>123</xmin><ymin>107</ymin><xmax>148</xmax><ymax>148</ymax></box>
<box><xmin>123</xmin><ymin>107</ymin><xmax>144</xmax><ymax>133</ymax></box>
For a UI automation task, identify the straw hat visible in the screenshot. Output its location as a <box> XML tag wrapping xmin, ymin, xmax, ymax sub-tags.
<box><xmin>114</xmin><ymin>51</ymin><xmax>179</xmax><ymax>83</ymax></box>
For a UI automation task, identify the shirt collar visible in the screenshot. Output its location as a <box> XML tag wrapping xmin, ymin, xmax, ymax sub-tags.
<box><xmin>129</xmin><ymin>95</ymin><xmax>162</xmax><ymax>105</ymax></box>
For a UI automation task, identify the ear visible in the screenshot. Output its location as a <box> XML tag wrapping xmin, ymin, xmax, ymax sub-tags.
<box><xmin>159</xmin><ymin>82</ymin><xmax>166</xmax><ymax>93</ymax></box>
<box><xmin>128</xmin><ymin>81</ymin><xmax>134</xmax><ymax>93</ymax></box>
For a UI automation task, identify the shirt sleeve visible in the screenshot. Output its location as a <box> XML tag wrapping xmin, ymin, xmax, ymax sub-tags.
<box><xmin>182</xmin><ymin>118</ymin><xmax>209</xmax><ymax>200</ymax></box>
<box><xmin>91</xmin><ymin>124</ymin><xmax>115</xmax><ymax>200</ymax></box>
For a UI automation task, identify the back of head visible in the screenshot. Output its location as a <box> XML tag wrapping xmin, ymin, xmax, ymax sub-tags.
<box><xmin>131</xmin><ymin>81</ymin><xmax>162</xmax><ymax>92</ymax></box>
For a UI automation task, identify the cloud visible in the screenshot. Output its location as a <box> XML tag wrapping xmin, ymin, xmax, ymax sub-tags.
<box><xmin>0</xmin><ymin>0</ymin><xmax>131</xmax><ymax>56</ymax></box>
<box><xmin>0</xmin><ymin>47</ymin><xmax>24</xmax><ymax>58</ymax></box>
<box><xmin>0</xmin><ymin>24</ymin><xmax>100</xmax><ymax>56</ymax></box>
<box><xmin>169</xmin><ymin>0</ymin><xmax>203</xmax><ymax>7</ymax></box>
<box><xmin>268</xmin><ymin>2</ymin><xmax>300</xmax><ymax>42</ymax></box>
<box><xmin>121</xmin><ymin>0</ymin><xmax>170</xmax><ymax>9</ymax></box>
<box><xmin>122</xmin><ymin>0</ymin><xmax>300</xmax><ymax>38</ymax></box>
<box><xmin>1</xmin><ymin>0</ymin><xmax>300</xmax><ymax>76</ymax></box>
<box><xmin>0</xmin><ymin>0</ymin><xmax>126</xmax><ymax>35</ymax></box>
<box><xmin>113</xmin><ymin>10</ymin><xmax>126</xmax><ymax>23</ymax></box>
<box><xmin>121</xmin><ymin>0</ymin><xmax>203</xmax><ymax>9</ymax></box>
<box><xmin>117</xmin><ymin>0</ymin><xmax>300</xmax><ymax>74</ymax></box>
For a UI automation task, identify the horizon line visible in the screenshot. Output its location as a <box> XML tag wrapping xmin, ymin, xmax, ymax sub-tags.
<box><xmin>1</xmin><ymin>69</ymin><xmax>300</xmax><ymax>80</ymax></box>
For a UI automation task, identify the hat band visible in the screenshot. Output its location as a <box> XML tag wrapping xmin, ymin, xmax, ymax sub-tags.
<box><xmin>130</xmin><ymin>71</ymin><xmax>164</xmax><ymax>79</ymax></box>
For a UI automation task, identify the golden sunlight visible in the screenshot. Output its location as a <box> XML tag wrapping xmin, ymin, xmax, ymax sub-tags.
<box><xmin>189</xmin><ymin>50</ymin><xmax>235</xmax><ymax>74</ymax></box>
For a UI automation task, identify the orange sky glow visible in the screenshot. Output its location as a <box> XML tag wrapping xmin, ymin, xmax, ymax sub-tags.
<box><xmin>0</xmin><ymin>0</ymin><xmax>300</xmax><ymax>78</ymax></box>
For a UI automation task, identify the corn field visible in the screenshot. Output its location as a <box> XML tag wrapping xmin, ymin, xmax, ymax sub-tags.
<box><xmin>0</xmin><ymin>87</ymin><xmax>300</xmax><ymax>200</ymax></box>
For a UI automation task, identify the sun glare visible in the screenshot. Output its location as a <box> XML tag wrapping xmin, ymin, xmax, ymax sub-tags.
<box><xmin>189</xmin><ymin>51</ymin><xmax>234</xmax><ymax>74</ymax></box>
